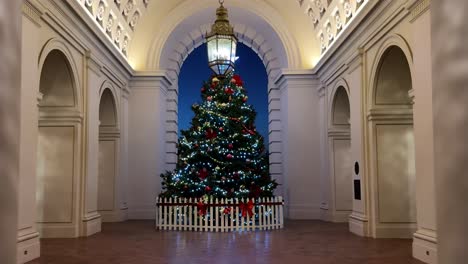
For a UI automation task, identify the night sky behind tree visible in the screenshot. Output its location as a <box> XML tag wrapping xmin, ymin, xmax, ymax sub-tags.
<box><xmin>178</xmin><ymin>43</ymin><xmax>269</xmax><ymax>144</ymax></box>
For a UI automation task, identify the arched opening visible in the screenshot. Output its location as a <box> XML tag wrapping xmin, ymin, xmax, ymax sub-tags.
<box><xmin>327</xmin><ymin>86</ymin><xmax>352</xmax><ymax>222</ymax></box>
<box><xmin>98</xmin><ymin>88</ymin><xmax>121</xmax><ymax>222</ymax></box>
<box><xmin>178</xmin><ymin>43</ymin><xmax>269</xmax><ymax>143</ymax></box>
<box><xmin>36</xmin><ymin>50</ymin><xmax>81</xmax><ymax>238</ymax></box>
<box><xmin>369</xmin><ymin>45</ymin><xmax>416</xmax><ymax>238</ymax></box>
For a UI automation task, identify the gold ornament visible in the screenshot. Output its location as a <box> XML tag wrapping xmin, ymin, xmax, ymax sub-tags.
<box><xmin>212</xmin><ymin>77</ymin><xmax>220</xmax><ymax>83</ymax></box>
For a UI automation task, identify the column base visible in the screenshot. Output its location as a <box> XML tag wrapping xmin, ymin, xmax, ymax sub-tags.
<box><xmin>375</xmin><ymin>223</ymin><xmax>417</xmax><ymax>238</ymax></box>
<box><xmin>413</xmin><ymin>229</ymin><xmax>438</xmax><ymax>264</ymax></box>
<box><xmin>38</xmin><ymin>223</ymin><xmax>80</xmax><ymax>238</ymax></box>
<box><xmin>17</xmin><ymin>230</ymin><xmax>40</xmax><ymax>264</ymax></box>
<box><xmin>81</xmin><ymin>212</ymin><xmax>102</xmax><ymax>237</ymax></box>
<box><xmin>349</xmin><ymin>212</ymin><xmax>369</xmax><ymax>237</ymax></box>
<box><xmin>100</xmin><ymin>208</ymin><xmax>128</xmax><ymax>222</ymax></box>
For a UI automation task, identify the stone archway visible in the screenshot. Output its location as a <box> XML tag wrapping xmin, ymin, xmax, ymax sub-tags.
<box><xmin>153</xmin><ymin>5</ymin><xmax>296</xmax><ymax>198</ymax></box>
<box><xmin>367</xmin><ymin>43</ymin><xmax>416</xmax><ymax>238</ymax></box>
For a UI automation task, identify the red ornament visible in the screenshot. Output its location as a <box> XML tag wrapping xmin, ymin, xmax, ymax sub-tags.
<box><xmin>228</xmin><ymin>143</ymin><xmax>234</xmax><ymax>149</ymax></box>
<box><xmin>205</xmin><ymin>186</ymin><xmax>212</xmax><ymax>192</ymax></box>
<box><xmin>198</xmin><ymin>168</ymin><xmax>209</xmax><ymax>180</ymax></box>
<box><xmin>227</xmin><ymin>154</ymin><xmax>233</xmax><ymax>159</ymax></box>
<box><xmin>194</xmin><ymin>143</ymin><xmax>199</xmax><ymax>148</ymax></box>
<box><xmin>219</xmin><ymin>127</ymin><xmax>224</xmax><ymax>132</ymax></box>
<box><xmin>233</xmin><ymin>172</ymin><xmax>240</xmax><ymax>180</ymax></box>
<box><xmin>232</xmin><ymin>74</ymin><xmax>244</xmax><ymax>86</ymax></box>
<box><xmin>206</xmin><ymin>128</ymin><xmax>217</xmax><ymax>140</ymax></box>
<box><xmin>207</xmin><ymin>96</ymin><xmax>213</xmax><ymax>102</ymax></box>
<box><xmin>225</xmin><ymin>88</ymin><xmax>234</xmax><ymax>95</ymax></box>
<box><xmin>210</xmin><ymin>83</ymin><xmax>216</xmax><ymax>89</ymax></box>
<box><xmin>242</xmin><ymin>96</ymin><xmax>248</xmax><ymax>103</ymax></box>
<box><xmin>201</xmin><ymin>87</ymin><xmax>206</xmax><ymax>92</ymax></box>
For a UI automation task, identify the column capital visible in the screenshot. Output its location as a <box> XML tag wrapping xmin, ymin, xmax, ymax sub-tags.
<box><xmin>274</xmin><ymin>69</ymin><xmax>320</xmax><ymax>92</ymax></box>
<box><xmin>130</xmin><ymin>71</ymin><xmax>173</xmax><ymax>94</ymax></box>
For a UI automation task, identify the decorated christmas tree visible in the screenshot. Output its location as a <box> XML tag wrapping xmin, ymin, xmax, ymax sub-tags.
<box><xmin>160</xmin><ymin>73</ymin><xmax>278</xmax><ymax>199</ymax></box>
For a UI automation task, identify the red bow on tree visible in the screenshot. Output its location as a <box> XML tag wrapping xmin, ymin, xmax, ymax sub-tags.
<box><xmin>225</xmin><ymin>88</ymin><xmax>234</xmax><ymax>95</ymax></box>
<box><xmin>205</xmin><ymin>128</ymin><xmax>217</xmax><ymax>140</ymax></box>
<box><xmin>232</xmin><ymin>75</ymin><xmax>243</xmax><ymax>86</ymax></box>
<box><xmin>197</xmin><ymin>200</ymin><xmax>207</xmax><ymax>216</ymax></box>
<box><xmin>239</xmin><ymin>200</ymin><xmax>254</xmax><ymax>218</ymax></box>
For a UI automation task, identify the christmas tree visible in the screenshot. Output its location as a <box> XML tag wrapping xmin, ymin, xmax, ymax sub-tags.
<box><xmin>160</xmin><ymin>73</ymin><xmax>278</xmax><ymax>199</ymax></box>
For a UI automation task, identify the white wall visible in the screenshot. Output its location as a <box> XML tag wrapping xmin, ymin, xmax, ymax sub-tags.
<box><xmin>127</xmin><ymin>74</ymin><xmax>171</xmax><ymax>219</ymax></box>
<box><xmin>276</xmin><ymin>72</ymin><xmax>322</xmax><ymax>219</ymax></box>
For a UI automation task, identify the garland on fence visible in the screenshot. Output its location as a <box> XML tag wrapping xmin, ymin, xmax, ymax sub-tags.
<box><xmin>157</xmin><ymin>199</ymin><xmax>284</xmax><ymax>217</ymax></box>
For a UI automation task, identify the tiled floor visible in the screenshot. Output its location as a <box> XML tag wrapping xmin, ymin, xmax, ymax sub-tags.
<box><xmin>28</xmin><ymin>220</ymin><xmax>423</xmax><ymax>264</ymax></box>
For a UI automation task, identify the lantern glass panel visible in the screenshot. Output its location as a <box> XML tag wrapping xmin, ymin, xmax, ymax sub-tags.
<box><xmin>207</xmin><ymin>37</ymin><xmax>217</xmax><ymax>62</ymax></box>
<box><xmin>217</xmin><ymin>37</ymin><xmax>232</xmax><ymax>61</ymax></box>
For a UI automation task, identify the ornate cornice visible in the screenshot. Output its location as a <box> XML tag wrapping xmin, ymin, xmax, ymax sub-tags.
<box><xmin>22</xmin><ymin>0</ymin><xmax>43</xmax><ymax>27</ymax></box>
<box><xmin>407</xmin><ymin>0</ymin><xmax>431</xmax><ymax>22</ymax></box>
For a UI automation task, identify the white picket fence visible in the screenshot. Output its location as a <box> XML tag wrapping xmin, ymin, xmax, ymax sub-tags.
<box><xmin>156</xmin><ymin>196</ymin><xmax>284</xmax><ymax>232</ymax></box>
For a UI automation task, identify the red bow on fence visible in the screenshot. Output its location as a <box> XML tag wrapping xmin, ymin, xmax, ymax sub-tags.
<box><xmin>239</xmin><ymin>200</ymin><xmax>254</xmax><ymax>218</ymax></box>
<box><xmin>197</xmin><ymin>201</ymin><xmax>207</xmax><ymax>216</ymax></box>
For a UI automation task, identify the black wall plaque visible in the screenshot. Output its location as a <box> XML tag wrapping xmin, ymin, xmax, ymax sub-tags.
<box><xmin>354</xmin><ymin>162</ymin><xmax>360</xmax><ymax>175</ymax></box>
<box><xmin>354</xmin><ymin>179</ymin><xmax>361</xmax><ymax>200</ymax></box>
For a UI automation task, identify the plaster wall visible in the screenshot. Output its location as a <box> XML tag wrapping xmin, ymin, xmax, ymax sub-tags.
<box><xmin>127</xmin><ymin>75</ymin><xmax>170</xmax><ymax>219</ymax></box>
<box><xmin>17</xmin><ymin>0</ymin><xmax>133</xmax><ymax>262</ymax></box>
<box><xmin>277</xmin><ymin>74</ymin><xmax>322</xmax><ymax>219</ymax></box>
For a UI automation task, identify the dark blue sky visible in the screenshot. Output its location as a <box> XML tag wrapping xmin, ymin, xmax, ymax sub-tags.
<box><xmin>178</xmin><ymin>43</ymin><xmax>269</xmax><ymax>141</ymax></box>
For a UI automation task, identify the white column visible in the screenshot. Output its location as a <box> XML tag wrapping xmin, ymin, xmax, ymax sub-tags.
<box><xmin>0</xmin><ymin>0</ymin><xmax>21</xmax><ymax>263</ymax></box>
<box><xmin>432</xmin><ymin>1</ymin><xmax>468</xmax><ymax>263</ymax></box>
<box><xmin>347</xmin><ymin>51</ymin><xmax>369</xmax><ymax>237</ymax></box>
<box><xmin>165</xmin><ymin>79</ymin><xmax>178</xmax><ymax>171</ymax></box>
<box><xmin>407</xmin><ymin>1</ymin><xmax>438</xmax><ymax>263</ymax></box>
<box><xmin>318</xmin><ymin>85</ymin><xmax>331</xmax><ymax>221</ymax></box>
<box><xmin>118</xmin><ymin>88</ymin><xmax>130</xmax><ymax>219</ymax></box>
<box><xmin>268</xmin><ymin>80</ymin><xmax>284</xmax><ymax>197</ymax></box>
<box><xmin>275</xmin><ymin>70</ymin><xmax>322</xmax><ymax>219</ymax></box>
<box><xmin>82</xmin><ymin>52</ymin><xmax>103</xmax><ymax>235</ymax></box>
<box><xmin>16</xmin><ymin>2</ymin><xmax>42</xmax><ymax>262</ymax></box>
<box><xmin>127</xmin><ymin>72</ymin><xmax>172</xmax><ymax>219</ymax></box>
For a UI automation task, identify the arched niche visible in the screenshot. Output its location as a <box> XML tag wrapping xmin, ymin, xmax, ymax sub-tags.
<box><xmin>98</xmin><ymin>87</ymin><xmax>121</xmax><ymax>222</ymax></box>
<box><xmin>36</xmin><ymin>49</ymin><xmax>82</xmax><ymax>238</ymax></box>
<box><xmin>39</xmin><ymin>50</ymin><xmax>76</xmax><ymax>107</ymax></box>
<box><xmin>99</xmin><ymin>88</ymin><xmax>118</xmax><ymax>128</ymax></box>
<box><xmin>327</xmin><ymin>83</ymin><xmax>352</xmax><ymax>222</ymax></box>
<box><xmin>332</xmin><ymin>86</ymin><xmax>350</xmax><ymax>126</ymax></box>
<box><xmin>374</xmin><ymin>46</ymin><xmax>412</xmax><ymax>105</ymax></box>
<box><xmin>368</xmin><ymin>44</ymin><xmax>416</xmax><ymax>238</ymax></box>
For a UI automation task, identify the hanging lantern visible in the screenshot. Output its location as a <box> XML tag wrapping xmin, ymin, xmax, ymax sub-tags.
<box><xmin>206</xmin><ymin>0</ymin><xmax>238</xmax><ymax>77</ymax></box>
